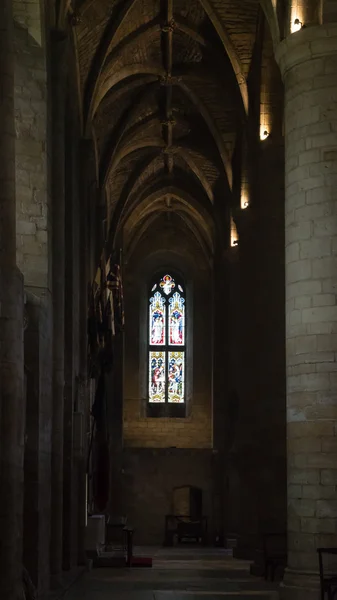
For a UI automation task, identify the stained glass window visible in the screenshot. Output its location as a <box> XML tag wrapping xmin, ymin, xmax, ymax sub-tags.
<box><xmin>148</xmin><ymin>274</ymin><xmax>185</xmax><ymax>404</ymax></box>
<box><xmin>169</xmin><ymin>292</ymin><xmax>185</xmax><ymax>346</ymax></box>
<box><xmin>149</xmin><ymin>351</ymin><xmax>166</xmax><ymax>403</ymax></box>
<box><xmin>168</xmin><ymin>352</ymin><xmax>185</xmax><ymax>403</ymax></box>
<box><xmin>149</xmin><ymin>291</ymin><xmax>166</xmax><ymax>346</ymax></box>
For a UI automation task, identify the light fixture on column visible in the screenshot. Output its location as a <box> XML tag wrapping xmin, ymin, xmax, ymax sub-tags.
<box><xmin>260</xmin><ymin>128</ymin><xmax>269</xmax><ymax>141</ymax></box>
<box><xmin>260</xmin><ymin>96</ymin><xmax>270</xmax><ymax>141</ymax></box>
<box><xmin>230</xmin><ymin>215</ymin><xmax>239</xmax><ymax>247</ymax></box>
<box><xmin>241</xmin><ymin>192</ymin><xmax>249</xmax><ymax>209</ymax></box>
<box><xmin>292</xmin><ymin>17</ymin><xmax>303</xmax><ymax>32</ymax></box>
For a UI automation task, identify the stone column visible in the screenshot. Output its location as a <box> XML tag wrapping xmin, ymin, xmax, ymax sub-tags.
<box><xmin>50</xmin><ymin>30</ymin><xmax>68</xmax><ymax>584</ymax></box>
<box><xmin>109</xmin><ymin>239</ymin><xmax>124</xmax><ymax>517</ymax></box>
<box><xmin>211</xmin><ymin>194</ymin><xmax>232</xmax><ymax>544</ymax></box>
<box><xmin>250</xmin><ymin>138</ymin><xmax>287</xmax><ymax>572</ymax></box>
<box><xmin>63</xmin><ymin>110</ymin><xmax>75</xmax><ymax>571</ymax></box>
<box><xmin>0</xmin><ymin>4</ymin><xmax>15</xmax><ymax>269</ymax></box>
<box><xmin>253</xmin><ymin>136</ymin><xmax>287</xmax><ymax>528</ymax></box>
<box><xmin>0</xmin><ymin>1</ymin><xmax>25</xmax><ymax>599</ymax></box>
<box><xmin>75</xmin><ymin>139</ymin><xmax>93</xmax><ymax>566</ymax></box>
<box><xmin>235</xmin><ymin>209</ymin><xmax>260</xmax><ymax>557</ymax></box>
<box><xmin>276</xmin><ymin>24</ymin><xmax>337</xmax><ymax>599</ymax></box>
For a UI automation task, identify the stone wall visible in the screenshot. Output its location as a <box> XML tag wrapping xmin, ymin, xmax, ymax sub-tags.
<box><xmin>222</xmin><ymin>19</ymin><xmax>287</xmax><ymax>557</ymax></box>
<box><xmin>123</xmin><ymin>217</ymin><xmax>212</xmax><ymax>449</ymax></box>
<box><xmin>11</xmin><ymin>13</ymin><xmax>90</xmax><ymax>594</ymax></box>
<box><xmin>13</xmin><ymin>0</ymin><xmax>43</xmax><ymax>46</ymax></box>
<box><xmin>120</xmin><ymin>448</ymin><xmax>214</xmax><ymax>545</ymax></box>
<box><xmin>323</xmin><ymin>0</ymin><xmax>337</xmax><ymax>23</ymax></box>
<box><xmin>23</xmin><ymin>293</ymin><xmax>52</xmax><ymax>592</ymax></box>
<box><xmin>117</xmin><ymin>214</ymin><xmax>214</xmax><ymax>540</ymax></box>
<box><xmin>276</xmin><ymin>24</ymin><xmax>337</xmax><ymax>575</ymax></box>
<box><xmin>14</xmin><ymin>24</ymin><xmax>49</xmax><ymax>291</ymax></box>
<box><xmin>14</xmin><ymin>18</ymin><xmax>54</xmax><ymax>594</ymax></box>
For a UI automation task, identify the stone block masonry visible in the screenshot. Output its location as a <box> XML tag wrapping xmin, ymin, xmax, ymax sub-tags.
<box><xmin>124</xmin><ymin>401</ymin><xmax>212</xmax><ymax>448</ymax></box>
<box><xmin>276</xmin><ymin>23</ymin><xmax>337</xmax><ymax>583</ymax></box>
<box><xmin>13</xmin><ymin>0</ymin><xmax>42</xmax><ymax>46</ymax></box>
<box><xmin>120</xmin><ymin>448</ymin><xmax>214</xmax><ymax>545</ymax></box>
<box><xmin>14</xmin><ymin>24</ymin><xmax>49</xmax><ymax>291</ymax></box>
<box><xmin>0</xmin><ymin>3</ymin><xmax>25</xmax><ymax>600</ymax></box>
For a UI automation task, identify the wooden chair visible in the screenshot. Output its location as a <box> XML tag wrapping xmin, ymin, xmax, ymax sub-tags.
<box><xmin>164</xmin><ymin>514</ymin><xmax>207</xmax><ymax>546</ymax></box>
<box><xmin>317</xmin><ymin>548</ymin><xmax>337</xmax><ymax>600</ymax></box>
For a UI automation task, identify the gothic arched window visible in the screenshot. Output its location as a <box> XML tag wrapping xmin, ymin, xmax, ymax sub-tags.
<box><xmin>148</xmin><ymin>273</ymin><xmax>186</xmax><ymax>405</ymax></box>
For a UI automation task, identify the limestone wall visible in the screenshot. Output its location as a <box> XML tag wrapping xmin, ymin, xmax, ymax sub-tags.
<box><xmin>23</xmin><ymin>294</ymin><xmax>52</xmax><ymax>593</ymax></box>
<box><xmin>14</xmin><ymin>17</ymin><xmax>53</xmax><ymax>595</ymax></box>
<box><xmin>120</xmin><ymin>448</ymin><xmax>214</xmax><ymax>544</ymax></box>
<box><xmin>123</xmin><ymin>217</ymin><xmax>212</xmax><ymax>449</ymax></box>
<box><xmin>323</xmin><ymin>0</ymin><xmax>337</xmax><ymax>23</ymax></box>
<box><xmin>14</xmin><ymin>24</ymin><xmax>50</xmax><ymax>292</ymax></box>
<box><xmin>277</xmin><ymin>23</ymin><xmax>337</xmax><ymax>573</ymax></box>
<box><xmin>13</xmin><ymin>0</ymin><xmax>43</xmax><ymax>46</ymax></box>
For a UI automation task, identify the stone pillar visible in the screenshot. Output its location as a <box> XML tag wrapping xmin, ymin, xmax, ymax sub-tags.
<box><xmin>249</xmin><ymin>138</ymin><xmax>287</xmax><ymax>573</ymax></box>
<box><xmin>63</xmin><ymin>110</ymin><xmax>75</xmax><ymax>571</ymax></box>
<box><xmin>211</xmin><ymin>194</ymin><xmax>232</xmax><ymax>544</ymax></box>
<box><xmin>23</xmin><ymin>300</ymin><xmax>41</xmax><ymax>588</ymax></box>
<box><xmin>109</xmin><ymin>241</ymin><xmax>124</xmax><ymax>516</ymax></box>
<box><xmin>253</xmin><ymin>137</ymin><xmax>287</xmax><ymax>533</ymax></box>
<box><xmin>276</xmin><ymin>24</ymin><xmax>337</xmax><ymax>599</ymax></box>
<box><xmin>0</xmin><ymin>2</ymin><xmax>15</xmax><ymax>268</ymax></box>
<box><xmin>0</xmin><ymin>1</ymin><xmax>25</xmax><ymax>599</ymax></box>
<box><xmin>50</xmin><ymin>30</ymin><xmax>68</xmax><ymax>584</ymax></box>
<box><xmin>75</xmin><ymin>139</ymin><xmax>93</xmax><ymax>566</ymax></box>
<box><xmin>235</xmin><ymin>209</ymin><xmax>260</xmax><ymax>557</ymax></box>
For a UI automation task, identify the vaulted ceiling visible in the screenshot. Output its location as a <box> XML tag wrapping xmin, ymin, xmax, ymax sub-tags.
<box><xmin>71</xmin><ymin>0</ymin><xmax>281</xmax><ymax>258</ymax></box>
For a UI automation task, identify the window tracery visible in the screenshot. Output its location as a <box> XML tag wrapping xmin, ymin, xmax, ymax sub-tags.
<box><xmin>148</xmin><ymin>274</ymin><xmax>185</xmax><ymax>404</ymax></box>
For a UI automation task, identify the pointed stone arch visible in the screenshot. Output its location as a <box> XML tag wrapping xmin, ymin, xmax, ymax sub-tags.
<box><xmin>93</xmin><ymin>66</ymin><xmax>233</xmax><ymax>188</ymax></box>
<box><xmin>259</xmin><ymin>0</ymin><xmax>281</xmax><ymax>46</ymax></box>
<box><xmin>197</xmin><ymin>0</ymin><xmax>249</xmax><ymax>113</ymax></box>
<box><xmin>123</xmin><ymin>185</ymin><xmax>215</xmax><ymax>259</ymax></box>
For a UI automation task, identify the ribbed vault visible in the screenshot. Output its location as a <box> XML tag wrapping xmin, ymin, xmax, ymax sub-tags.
<box><xmin>71</xmin><ymin>0</ymin><xmax>281</xmax><ymax>256</ymax></box>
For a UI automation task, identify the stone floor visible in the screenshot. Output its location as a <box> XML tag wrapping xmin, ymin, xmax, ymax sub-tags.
<box><xmin>64</xmin><ymin>547</ymin><xmax>280</xmax><ymax>600</ymax></box>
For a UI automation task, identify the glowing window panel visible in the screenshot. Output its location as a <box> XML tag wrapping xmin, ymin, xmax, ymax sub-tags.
<box><xmin>160</xmin><ymin>274</ymin><xmax>175</xmax><ymax>295</ymax></box>
<box><xmin>168</xmin><ymin>352</ymin><xmax>185</xmax><ymax>403</ymax></box>
<box><xmin>169</xmin><ymin>292</ymin><xmax>185</xmax><ymax>345</ymax></box>
<box><xmin>148</xmin><ymin>274</ymin><xmax>186</xmax><ymax>404</ymax></box>
<box><xmin>149</xmin><ymin>351</ymin><xmax>166</xmax><ymax>403</ymax></box>
<box><xmin>149</xmin><ymin>291</ymin><xmax>166</xmax><ymax>345</ymax></box>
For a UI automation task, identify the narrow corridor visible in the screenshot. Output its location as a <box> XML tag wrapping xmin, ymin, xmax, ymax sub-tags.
<box><xmin>64</xmin><ymin>548</ymin><xmax>280</xmax><ymax>600</ymax></box>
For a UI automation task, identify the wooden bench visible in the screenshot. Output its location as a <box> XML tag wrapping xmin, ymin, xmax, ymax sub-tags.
<box><xmin>318</xmin><ymin>548</ymin><xmax>337</xmax><ymax>600</ymax></box>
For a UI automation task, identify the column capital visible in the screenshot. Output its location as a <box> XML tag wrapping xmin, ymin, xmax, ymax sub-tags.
<box><xmin>275</xmin><ymin>23</ymin><xmax>337</xmax><ymax>78</ymax></box>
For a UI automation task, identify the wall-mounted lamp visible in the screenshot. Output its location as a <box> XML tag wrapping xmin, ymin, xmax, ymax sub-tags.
<box><xmin>292</xmin><ymin>18</ymin><xmax>304</xmax><ymax>33</ymax></box>
<box><xmin>260</xmin><ymin>129</ymin><xmax>269</xmax><ymax>141</ymax></box>
<box><xmin>230</xmin><ymin>215</ymin><xmax>239</xmax><ymax>247</ymax></box>
<box><xmin>241</xmin><ymin>189</ymin><xmax>249</xmax><ymax>209</ymax></box>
